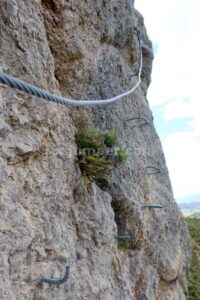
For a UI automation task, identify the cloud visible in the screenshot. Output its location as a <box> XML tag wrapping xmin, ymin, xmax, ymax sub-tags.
<box><xmin>163</xmin><ymin>131</ymin><xmax>200</xmax><ymax>199</ymax></box>
<box><xmin>162</xmin><ymin>97</ymin><xmax>200</xmax><ymax>135</ymax></box>
<box><xmin>135</xmin><ymin>0</ymin><xmax>200</xmax><ymax>107</ymax></box>
<box><xmin>135</xmin><ymin>0</ymin><xmax>200</xmax><ymax>201</ymax></box>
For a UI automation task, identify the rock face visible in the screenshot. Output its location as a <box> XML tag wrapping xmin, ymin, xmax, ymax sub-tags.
<box><xmin>0</xmin><ymin>1</ymin><xmax>191</xmax><ymax>299</ymax></box>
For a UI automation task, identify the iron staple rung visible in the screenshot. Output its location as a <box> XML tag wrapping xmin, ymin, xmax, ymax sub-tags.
<box><xmin>39</xmin><ymin>266</ymin><xmax>70</xmax><ymax>285</ymax></box>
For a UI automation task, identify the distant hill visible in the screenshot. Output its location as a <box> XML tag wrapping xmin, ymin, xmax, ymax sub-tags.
<box><xmin>179</xmin><ymin>201</ymin><xmax>200</xmax><ymax>217</ymax></box>
<box><xmin>179</xmin><ymin>201</ymin><xmax>200</xmax><ymax>210</ymax></box>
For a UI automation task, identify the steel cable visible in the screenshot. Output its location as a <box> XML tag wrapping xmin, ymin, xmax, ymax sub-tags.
<box><xmin>0</xmin><ymin>29</ymin><xmax>142</xmax><ymax>107</ymax></box>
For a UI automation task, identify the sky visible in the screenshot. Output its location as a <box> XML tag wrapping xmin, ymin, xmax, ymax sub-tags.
<box><xmin>135</xmin><ymin>0</ymin><xmax>200</xmax><ymax>203</ymax></box>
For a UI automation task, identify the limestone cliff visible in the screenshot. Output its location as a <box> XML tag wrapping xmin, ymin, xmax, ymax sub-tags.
<box><xmin>0</xmin><ymin>0</ymin><xmax>191</xmax><ymax>299</ymax></box>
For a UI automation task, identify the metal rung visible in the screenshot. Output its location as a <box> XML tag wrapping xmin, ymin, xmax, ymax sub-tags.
<box><xmin>116</xmin><ymin>227</ymin><xmax>136</xmax><ymax>241</ymax></box>
<box><xmin>39</xmin><ymin>266</ymin><xmax>70</xmax><ymax>285</ymax></box>
<box><xmin>142</xmin><ymin>204</ymin><xmax>163</xmax><ymax>209</ymax></box>
<box><xmin>146</xmin><ymin>166</ymin><xmax>160</xmax><ymax>175</ymax></box>
<box><xmin>125</xmin><ymin>117</ymin><xmax>150</xmax><ymax>128</ymax></box>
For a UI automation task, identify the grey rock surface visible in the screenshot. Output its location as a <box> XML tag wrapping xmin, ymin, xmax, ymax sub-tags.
<box><xmin>0</xmin><ymin>0</ymin><xmax>191</xmax><ymax>299</ymax></box>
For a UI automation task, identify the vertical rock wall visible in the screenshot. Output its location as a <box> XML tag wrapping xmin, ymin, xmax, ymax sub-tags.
<box><xmin>0</xmin><ymin>0</ymin><xmax>191</xmax><ymax>299</ymax></box>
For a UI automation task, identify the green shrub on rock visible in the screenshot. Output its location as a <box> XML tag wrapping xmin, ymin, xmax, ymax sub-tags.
<box><xmin>75</xmin><ymin>121</ymin><xmax>129</xmax><ymax>184</ymax></box>
<box><xmin>104</xmin><ymin>130</ymin><xmax>118</xmax><ymax>148</ymax></box>
<box><xmin>116</xmin><ymin>148</ymin><xmax>128</xmax><ymax>163</ymax></box>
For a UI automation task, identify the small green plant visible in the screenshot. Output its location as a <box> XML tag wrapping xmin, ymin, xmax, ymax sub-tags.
<box><xmin>78</xmin><ymin>155</ymin><xmax>113</xmax><ymax>181</ymax></box>
<box><xmin>116</xmin><ymin>148</ymin><xmax>128</xmax><ymax>163</ymax></box>
<box><xmin>104</xmin><ymin>130</ymin><xmax>118</xmax><ymax>147</ymax></box>
<box><xmin>76</xmin><ymin>129</ymin><xmax>104</xmax><ymax>151</ymax></box>
<box><xmin>117</xmin><ymin>240</ymin><xmax>131</xmax><ymax>252</ymax></box>
<box><xmin>74</xmin><ymin>115</ymin><xmax>89</xmax><ymax>128</ymax></box>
